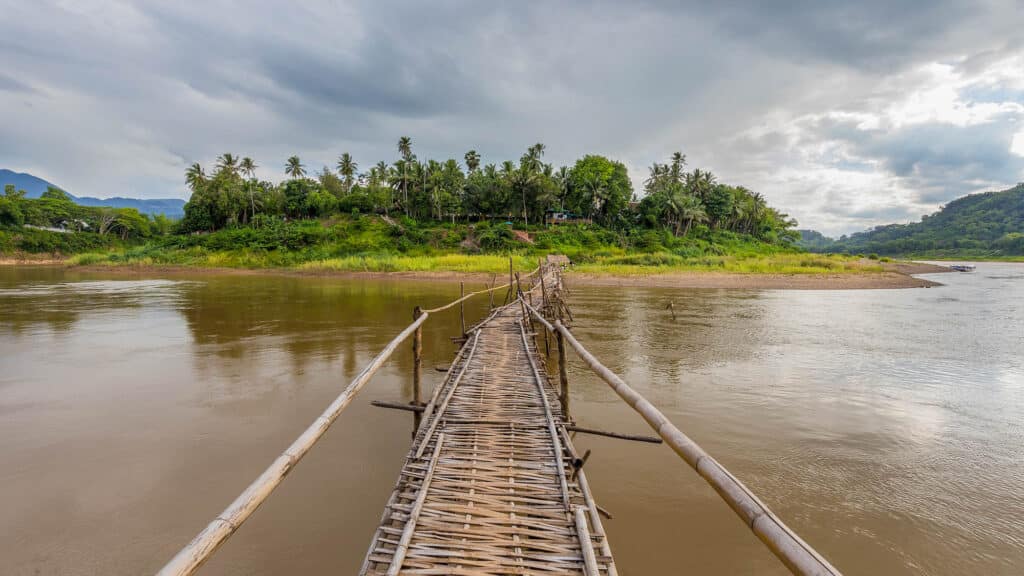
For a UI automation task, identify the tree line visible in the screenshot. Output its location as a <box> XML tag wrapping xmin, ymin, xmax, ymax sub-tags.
<box><xmin>180</xmin><ymin>138</ymin><xmax>798</xmax><ymax>244</ymax></box>
<box><xmin>1</xmin><ymin>185</ymin><xmax>169</xmax><ymax>239</ymax></box>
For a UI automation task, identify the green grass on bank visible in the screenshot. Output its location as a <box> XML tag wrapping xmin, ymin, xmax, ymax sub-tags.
<box><xmin>36</xmin><ymin>216</ymin><xmax>887</xmax><ymax>275</ymax></box>
<box><xmin>572</xmin><ymin>253</ymin><xmax>885</xmax><ymax>274</ymax></box>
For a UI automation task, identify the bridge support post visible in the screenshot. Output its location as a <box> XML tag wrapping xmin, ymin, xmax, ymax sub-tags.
<box><xmin>459</xmin><ymin>282</ymin><xmax>466</xmax><ymax>337</ymax></box>
<box><xmin>539</xmin><ymin>263</ymin><xmax>550</xmax><ymax>356</ymax></box>
<box><xmin>556</xmin><ymin>328</ymin><xmax>570</xmax><ymax>418</ymax></box>
<box><xmin>412</xmin><ymin>306</ymin><xmax>424</xmax><ymax>432</ymax></box>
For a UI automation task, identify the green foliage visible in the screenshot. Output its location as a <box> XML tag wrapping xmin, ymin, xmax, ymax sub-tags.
<box><xmin>565</xmin><ymin>155</ymin><xmax>633</xmax><ymax>226</ymax></box>
<box><xmin>0</xmin><ymin>186</ymin><xmax>160</xmax><ymax>250</ymax></box>
<box><xmin>0</xmin><ymin>226</ymin><xmax>125</xmax><ymax>254</ymax></box>
<box><xmin>4</xmin><ymin>146</ymin><xmax>805</xmax><ymax>272</ymax></box>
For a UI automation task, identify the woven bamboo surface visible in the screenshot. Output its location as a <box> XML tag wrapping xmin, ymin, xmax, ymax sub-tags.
<box><xmin>361</xmin><ymin>273</ymin><xmax>616</xmax><ymax>575</ymax></box>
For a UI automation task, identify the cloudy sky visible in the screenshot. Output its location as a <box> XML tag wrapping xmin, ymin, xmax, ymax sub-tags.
<box><xmin>2</xmin><ymin>1</ymin><xmax>1023</xmax><ymax>236</ymax></box>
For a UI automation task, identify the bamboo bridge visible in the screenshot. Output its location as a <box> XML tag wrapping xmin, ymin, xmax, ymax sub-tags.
<box><xmin>157</xmin><ymin>260</ymin><xmax>842</xmax><ymax>576</ymax></box>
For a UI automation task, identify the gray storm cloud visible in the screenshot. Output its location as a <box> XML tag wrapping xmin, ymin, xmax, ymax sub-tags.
<box><xmin>1</xmin><ymin>0</ymin><xmax>1022</xmax><ymax>236</ymax></box>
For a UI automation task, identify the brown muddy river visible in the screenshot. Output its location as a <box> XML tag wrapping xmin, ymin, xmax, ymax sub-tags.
<box><xmin>1</xmin><ymin>264</ymin><xmax>1022</xmax><ymax>575</ymax></box>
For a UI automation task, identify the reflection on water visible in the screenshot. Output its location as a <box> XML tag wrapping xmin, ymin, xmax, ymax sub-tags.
<box><xmin>0</xmin><ymin>264</ymin><xmax>1021</xmax><ymax>575</ymax></box>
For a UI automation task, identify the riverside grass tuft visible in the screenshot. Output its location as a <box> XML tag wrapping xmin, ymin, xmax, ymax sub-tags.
<box><xmin>59</xmin><ymin>216</ymin><xmax>888</xmax><ymax>275</ymax></box>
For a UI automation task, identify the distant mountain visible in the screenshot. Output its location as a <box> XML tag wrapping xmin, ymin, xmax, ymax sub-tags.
<box><xmin>1</xmin><ymin>169</ymin><xmax>186</xmax><ymax>218</ymax></box>
<box><xmin>0</xmin><ymin>169</ymin><xmax>57</xmax><ymax>198</ymax></box>
<box><xmin>801</xmin><ymin>184</ymin><xmax>1024</xmax><ymax>256</ymax></box>
<box><xmin>796</xmin><ymin>229</ymin><xmax>834</xmax><ymax>251</ymax></box>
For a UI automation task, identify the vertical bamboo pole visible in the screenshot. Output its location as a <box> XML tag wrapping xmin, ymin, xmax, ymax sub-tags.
<box><xmin>504</xmin><ymin>255</ymin><xmax>513</xmax><ymax>304</ymax></box>
<box><xmin>514</xmin><ymin>272</ymin><xmax>528</xmax><ymax>322</ymax></box>
<box><xmin>459</xmin><ymin>281</ymin><xmax>466</xmax><ymax>337</ymax></box>
<box><xmin>556</xmin><ymin>328</ymin><xmax>569</xmax><ymax>419</ymax></box>
<box><xmin>489</xmin><ymin>273</ymin><xmax>496</xmax><ymax>309</ymax></box>
<box><xmin>412</xmin><ymin>306</ymin><xmax>424</xmax><ymax>432</ymax></box>
<box><xmin>527</xmin><ymin>291</ymin><xmax>537</xmax><ymax>335</ymax></box>
<box><xmin>539</xmin><ymin>265</ymin><xmax>550</xmax><ymax>356</ymax></box>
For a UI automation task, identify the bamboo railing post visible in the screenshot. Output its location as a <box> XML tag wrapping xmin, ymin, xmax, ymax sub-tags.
<box><xmin>556</xmin><ymin>327</ymin><xmax>569</xmax><ymax>418</ymax></box>
<box><xmin>514</xmin><ymin>272</ymin><xmax>528</xmax><ymax>322</ymax></box>
<box><xmin>489</xmin><ymin>273</ymin><xmax>496</xmax><ymax>309</ymax></box>
<box><xmin>526</xmin><ymin>291</ymin><xmax>537</xmax><ymax>335</ymax></box>
<box><xmin>459</xmin><ymin>282</ymin><xmax>466</xmax><ymax>337</ymax></box>
<box><xmin>412</xmin><ymin>306</ymin><xmax>424</xmax><ymax>432</ymax></box>
<box><xmin>504</xmin><ymin>255</ymin><xmax>513</xmax><ymax>304</ymax></box>
<box><xmin>539</xmin><ymin>263</ymin><xmax>551</xmax><ymax>356</ymax></box>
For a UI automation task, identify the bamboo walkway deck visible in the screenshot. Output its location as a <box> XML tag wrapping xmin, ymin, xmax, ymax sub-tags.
<box><xmin>157</xmin><ymin>262</ymin><xmax>840</xmax><ymax>576</ymax></box>
<box><xmin>360</xmin><ymin>298</ymin><xmax>616</xmax><ymax>575</ymax></box>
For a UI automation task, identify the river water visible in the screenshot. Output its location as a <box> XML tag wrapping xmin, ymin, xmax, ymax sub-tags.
<box><xmin>1</xmin><ymin>264</ymin><xmax>1021</xmax><ymax>575</ymax></box>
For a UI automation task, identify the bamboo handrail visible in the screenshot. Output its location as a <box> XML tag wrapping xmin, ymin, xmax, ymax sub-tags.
<box><xmin>157</xmin><ymin>264</ymin><xmax>541</xmax><ymax>576</ymax></box>
<box><xmin>521</xmin><ymin>299</ymin><xmax>842</xmax><ymax>576</ymax></box>
<box><xmin>421</xmin><ymin>265</ymin><xmax>539</xmax><ymax>314</ymax></box>
<box><xmin>157</xmin><ymin>313</ymin><xmax>429</xmax><ymax>576</ymax></box>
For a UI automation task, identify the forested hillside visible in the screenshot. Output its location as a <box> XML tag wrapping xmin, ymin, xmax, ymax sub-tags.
<box><xmin>802</xmin><ymin>184</ymin><xmax>1024</xmax><ymax>257</ymax></box>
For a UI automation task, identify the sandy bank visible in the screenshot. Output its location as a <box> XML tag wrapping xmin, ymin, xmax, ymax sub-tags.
<box><xmin>1</xmin><ymin>260</ymin><xmax>951</xmax><ymax>290</ymax></box>
<box><xmin>566</xmin><ymin>271</ymin><xmax>942</xmax><ymax>290</ymax></box>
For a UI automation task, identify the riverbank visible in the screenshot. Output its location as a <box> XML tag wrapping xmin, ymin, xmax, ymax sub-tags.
<box><xmin>4</xmin><ymin>259</ymin><xmax>950</xmax><ymax>289</ymax></box>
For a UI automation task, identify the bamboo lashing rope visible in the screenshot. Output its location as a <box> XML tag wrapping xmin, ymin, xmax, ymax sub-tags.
<box><xmin>421</xmin><ymin>265</ymin><xmax>539</xmax><ymax>314</ymax></box>
<box><xmin>521</xmin><ymin>298</ymin><xmax>842</xmax><ymax>576</ymax></box>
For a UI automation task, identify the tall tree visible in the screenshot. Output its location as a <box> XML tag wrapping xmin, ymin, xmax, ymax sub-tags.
<box><xmin>464</xmin><ymin>150</ymin><xmax>481</xmax><ymax>173</ymax></box>
<box><xmin>336</xmin><ymin>153</ymin><xmax>357</xmax><ymax>193</ymax></box>
<box><xmin>185</xmin><ymin>163</ymin><xmax>206</xmax><ymax>192</ymax></box>
<box><xmin>240</xmin><ymin>157</ymin><xmax>258</xmax><ymax>220</ymax></box>
<box><xmin>566</xmin><ymin>155</ymin><xmax>633</xmax><ymax>225</ymax></box>
<box><xmin>671</xmin><ymin>194</ymin><xmax>706</xmax><ymax>236</ymax></box>
<box><xmin>240</xmin><ymin>157</ymin><xmax>257</xmax><ymax>179</ymax></box>
<box><xmin>398</xmin><ymin>136</ymin><xmax>412</xmax><ymax>216</ymax></box>
<box><xmin>669</xmin><ymin>152</ymin><xmax>686</xmax><ymax>182</ymax></box>
<box><xmin>285</xmin><ymin>156</ymin><xmax>306</xmax><ymax>179</ymax></box>
<box><xmin>216</xmin><ymin>153</ymin><xmax>239</xmax><ymax>176</ymax></box>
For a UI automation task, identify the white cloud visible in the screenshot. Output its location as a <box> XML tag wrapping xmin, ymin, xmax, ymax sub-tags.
<box><xmin>1011</xmin><ymin>131</ymin><xmax>1024</xmax><ymax>157</ymax></box>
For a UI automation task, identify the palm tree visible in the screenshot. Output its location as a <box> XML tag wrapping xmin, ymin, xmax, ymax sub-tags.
<box><xmin>687</xmin><ymin>168</ymin><xmax>717</xmax><ymax>200</ymax></box>
<box><xmin>216</xmin><ymin>153</ymin><xmax>238</xmax><ymax>175</ymax></box>
<box><xmin>670</xmin><ymin>152</ymin><xmax>686</xmax><ymax>182</ymax></box>
<box><xmin>185</xmin><ymin>163</ymin><xmax>206</xmax><ymax>192</ymax></box>
<box><xmin>464</xmin><ymin>150</ymin><xmax>480</xmax><ymax>173</ymax></box>
<box><xmin>398</xmin><ymin>136</ymin><xmax>412</xmax><ymax>215</ymax></box>
<box><xmin>519</xmin><ymin>143</ymin><xmax>546</xmax><ymax>226</ymax></box>
<box><xmin>554</xmin><ymin>166</ymin><xmax>570</xmax><ymax>210</ymax></box>
<box><xmin>369</xmin><ymin>161</ymin><xmax>391</xmax><ymax>216</ymax></box>
<box><xmin>240</xmin><ymin>157</ymin><xmax>258</xmax><ymax>221</ymax></box>
<box><xmin>336</xmin><ymin>152</ymin><xmax>357</xmax><ymax>193</ymax></box>
<box><xmin>673</xmin><ymin>194</ymin><xmax>707</xmax><ymax>236</ymax></box>
<box><xmin>285</xmin><ymin>156</ymin><xmax>305</xmax><ymax>179</ymax></box>
<box><xmin>240</xmin><ymin>157</ymin><xmax>257</xmax><ymax>179</ymax></box>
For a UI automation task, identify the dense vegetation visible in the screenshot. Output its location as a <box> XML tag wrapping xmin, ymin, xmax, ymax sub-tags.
<box><xmin>178</xmin><ymin>141</ymin><xmax>796</xmax><ymax>240</ymax></box>
<box><xmin>0</xmin><ymin>185</ymin><xmax>170</xmax><ymax>254</ymax></box>
<box><xmin>799</xmin><ymin>184</ymin><xmax>1024</xmax><ymax>258</ymax></box>
<box><xmin>4</xmin><ymin>139</ymin><xmax>819</xmax><ymax>272</ymax></box>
